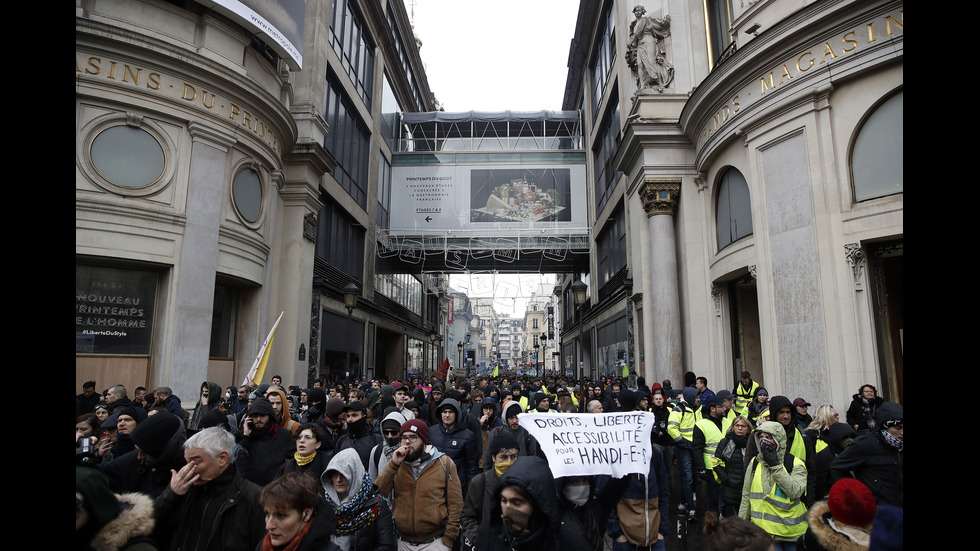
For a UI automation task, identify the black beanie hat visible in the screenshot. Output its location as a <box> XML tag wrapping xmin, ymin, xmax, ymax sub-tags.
<box><xmin>130</xmin><ymin>412</ymin><xmax>182</xmax><ymax>459</ymax></box>
<box><xmin>199</xmin><ymin>409</ymin><xmax>231</xmax><ymax>431</ymax></box>
<box><xmin>618</xmin><ymin>389</ymin><xmax>639</xmax><ymax>411</ymax></box>
<box><xmin>76</xmin><ymin>467</ymin><xmax>119</xmax><ymax>531</ymax></box>
<box><xmin>490</xmin><ymin>430</ymin><xmax>520</xmax><ymax>456</ymax></box>
<box><xmin>248</xmin><ymin>397</ymin><xmax>277</xmax><ymax>418</ymax></box>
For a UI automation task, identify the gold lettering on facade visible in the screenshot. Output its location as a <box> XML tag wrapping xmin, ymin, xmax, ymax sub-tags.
<box><xmin>819</xmin><ymin>43</ymin><xmax>838</xmax><ymax>65</ymax></box>
<box><xmin>760</xmin><ymin>73</ymin><xmax>775</xmax><ymax>96</ymax></box>
<box><xmin>77</xmin><ymin>54</ymin><xmax>282</xmax><ymax>154</ymax></box>
<box><xmin>798</xmin><ymin>51</ymin><xmax>814</xmax><ymax>72</ymax></box>
<box><xmin>779</xmin><ymin>65</ymin><xmax>793</xmax><ymax>85</ymax></box>
<box><xmin>886</xmin><ymin>13</ymin><xmax>903</xmax><ymax>35</ymax></box>
<box><xmin>201</xmin><ymin>91</ymin><xmax>216</xmax><ymax>109</ymax></box>
<box><xmin>867</xmin><ymin>23</ymin><xmax>876</xmax><ymax>43</ymax></box>
<box><xmin>122</xmin><ymin>66</ymin><xmax>141</xmax><ymax>85</ymax></box>
<box><xmin>842</xmin><ymin>32</ymin><xmax>858</xmax><ymax>53</ymax></box>
<box><xmin>85</xmin><ymin>57</ymin><xmax>101</xmax><ymax>75</ymax></box>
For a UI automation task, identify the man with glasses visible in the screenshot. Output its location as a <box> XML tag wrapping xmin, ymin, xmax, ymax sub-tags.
<box><xmin>375</xmin><ymin>418</ymin><xmax>462</xmax><ymax>551</ymax></box>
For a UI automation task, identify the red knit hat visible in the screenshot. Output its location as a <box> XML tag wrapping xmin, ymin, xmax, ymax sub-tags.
<box><xmin>400</xmin><ymin>418</ymin><xmax>429</xmax><ymax>444</ymax></box>
<box><xmin>828</xmin><ymin>479</ymin><xmax>877</xmax><ymax>526</ymax></box>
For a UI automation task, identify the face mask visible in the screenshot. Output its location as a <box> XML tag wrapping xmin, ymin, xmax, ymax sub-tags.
<box><xmin>501</xmin><ymin>503</ymin><xmax>532</xmax><ymax>536</ymax></box>
<box><xmin>494</xmin><ymin>460</ymin><xmax>515</xmax><ymax>478</ymax></box>
<box><xmin>562</xmin><ymin>484</ymin><xmax>590</xmax><ymax>506</ymax></box>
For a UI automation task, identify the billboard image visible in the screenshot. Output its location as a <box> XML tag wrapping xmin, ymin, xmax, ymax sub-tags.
<box><xmin>470</xmin><ymin>168</ymin><xmax>571</xmax><ymax>223</ymax></box>
<box><xmin>390</xmin><ymin>163</ymin><xmax>587</xmax><ymax>236</ymax></box>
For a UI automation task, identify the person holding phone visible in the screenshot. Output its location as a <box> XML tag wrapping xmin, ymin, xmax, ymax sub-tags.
<box><xmin>739</xmin><ymin>421</ymin><xmax>807</xmax><ymax>551</ymax></box>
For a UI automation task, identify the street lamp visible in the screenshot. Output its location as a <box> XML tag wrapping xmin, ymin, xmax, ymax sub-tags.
<box><xmin>571</xmin><ymin>278</ymin><xmax>588</xmax><ymax>381</ymax></box>
<box><xmin>533</xmin><ymin>343</ymin><xmax>540</xmax><ymax>378</ymax></box>
<box><xmin>457</xmin><ymin>341</ymin><xmax>464</xmax><ymax>380</ymax></box>
<box><xmin>343</xmin><ymin>282</ymin><xmax>359</xmax><ymax>382</ymax></box>
<box><xmin>539</xmin><ymin>334</ymin><xmax>548</xmax><ymax>377</ymax></box>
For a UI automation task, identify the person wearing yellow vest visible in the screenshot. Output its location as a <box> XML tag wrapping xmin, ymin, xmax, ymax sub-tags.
<box><xmin>693</xmin><ymin>395</ymin><xmax>733</xmax><ymax>519</ymax></box>
<box><xmin>733</xmin><ymin>371</ymin><xmax>759</xmax><ymax>419</ymax></box>
<box><xmin>667</xmin><ymin>387</ymin><xmax>699</xmax><ymax>522</ymax></box>
<box><xmin>739</xmin><ymin>421</ymin><xmax>808</xmax><ymax>551</ymax></box>
<box><xmin>748</xmin><ymin>395</ymin><xmax>817</xmax><ymax>508</ymax></box>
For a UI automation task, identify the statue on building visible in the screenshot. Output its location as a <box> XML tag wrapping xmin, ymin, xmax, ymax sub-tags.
<box><xmin>626</xmin><ymin>5</ymin><xmax>674</xmax><ymax>93</ymax></box>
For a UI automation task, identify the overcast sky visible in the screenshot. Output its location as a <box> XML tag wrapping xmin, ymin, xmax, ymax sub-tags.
<box><xmin>407</xmin><ymin>1</ymin><xmax>574</xmax><ymax>314</ymax></box>
<box><xmin>408</xmin><ymin>0</ymin><xmax>579</xmax><ymax>112</ymax></box>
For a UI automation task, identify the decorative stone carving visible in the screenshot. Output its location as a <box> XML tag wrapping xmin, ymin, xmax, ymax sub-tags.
<box><xmin>627</xmin><ymin>5</ymin><xmax>675</xmax><ymax>93</ymax></box>
<box><xmin>844</xmin><ymin>243</ymin><xmax>865</xmax><ymax>291</ymax></box>
<box><xmin>639</xmin><ymin>178</ymin><xmax>681</xmax><ymax>217</ymax></box>
<box><xmin>304</xmin><ymin>212</ymin><xmax>317</xmax><ymax>242</ymax></box>
<box><xmin>711</xmin><ymin>283</ymin><xmax>722</xmax><ymax>316</ymax></box>
<box><xmin>748</xmin><ymin>265</ymin><xmax>757</xmax><ymax>279</ymax></box>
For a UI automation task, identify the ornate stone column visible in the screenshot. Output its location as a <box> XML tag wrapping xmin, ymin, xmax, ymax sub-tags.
<box><xmin>639</xmin><ymin>178</ymin><xmax>683</xmax><ymax>386</ymax></box>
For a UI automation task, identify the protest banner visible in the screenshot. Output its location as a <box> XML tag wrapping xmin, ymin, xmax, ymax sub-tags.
<box><xmin>518</xmin><ymin>411</ymin><xmax>655</xmax><ymax>478</ymax></box>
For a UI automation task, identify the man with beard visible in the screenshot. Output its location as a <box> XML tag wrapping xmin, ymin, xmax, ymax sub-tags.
<box><xmin>230</xmin><ymin>385</ymin><xmax>250</xmax><ymax>417</ymax></box>
<box><xmin>334</xmin><ymin>401</ymin><xmax>383</xmax><ymax>470</ymax></box>
<box><xmin>375</xmin><ymin>418</ymin><xmax>463</xmax><ymax>551</ymax></box>
<box><xmin>482</xmin><ymin>401</ymin><xmax>541</xmax><ymax>471</ymax></box>
<box><xmin>237</xmin><ymin>397</ymin><xmax>295</xmax><ymax>486</ymax></box>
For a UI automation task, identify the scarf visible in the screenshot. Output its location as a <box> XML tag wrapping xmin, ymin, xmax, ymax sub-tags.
<box><xmin>331</xmin><ymin>472</ymin><xmax>381</xmax><ymax>535</ymax></box>
<box><xmin>260</xmin><ymin>517</ymin><xmax>313</xmax><ymax>551</ymax></box>
<box><xmin>294</xmin><ymin>450</ymin><xmax>317</xmax><ymax>466</ymax></box>
<box><xmin>860</xmin><ymin>396</ymin><xmax>877</xmax><ymax>430</ymax></box>
<box><xmin>880</xmin><ymin>428</ymin><xmax>903</xmax><ymax>452</ymax></box>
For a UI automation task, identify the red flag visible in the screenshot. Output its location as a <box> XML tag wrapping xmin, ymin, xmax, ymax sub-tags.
<box><xmin>438</xmin><ymin>357</ymin><xmax>450</xmax><ymax>378</ymax></box>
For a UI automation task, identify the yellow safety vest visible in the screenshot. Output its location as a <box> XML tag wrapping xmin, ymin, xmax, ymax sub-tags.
<box><xmin>668</xmin><ymin>404</ymin><xmax>696</xmax><ymax>442</ymax></box>
<box><xmin>748</xmin><ymin>457</ymin><xmax>808</xmax><ymax>539</ymax></box>
<box><xmin>696</xmin><ymin>416</ymin><xmax>733</xmax><ymax>470</ymax></box>
<box><xmin>734</xmin><ymin>381</ymin><xmax>759</xmax><ymax>417</ymax></box>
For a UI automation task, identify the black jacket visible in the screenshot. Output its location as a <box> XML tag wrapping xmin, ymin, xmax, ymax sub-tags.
<box><xmin>714</xmin><ymin>433</ymin><xmax>749</xmax><ymax>509</ymax></box>
<box><xmin>477</xmin><ymin>456</ymin><xmax>591</xmax><ymax>551</ymax></box>
<box><xmin>830</xmin><ymin>402</ymin><xmax>903</xmax><ymax>507</ymax></box>
<box><xmin>154</xmin><ymin>463</ymin><xmax>265</xmax><ymax>551</ymax></box>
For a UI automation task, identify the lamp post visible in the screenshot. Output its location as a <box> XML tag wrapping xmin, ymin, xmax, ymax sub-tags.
<box><xmin>571</xmin><ymin>278</ymin><xmax>588</xmax><ymax>381</ymax></box>
<box><xmin>457</xmin><ymin>341</ymin><xmax>464</xmax><ymax>381</ymax></box>
<box><xmin>539</xmin><ymin>333</ymin><xmax>548</xmax><ymax>378</ymax></box>
<box><xmin>343</xmin><ymin>282</ymin><xmax>359</xmax><ymax>382</ymax></box>
<box><xmin>533</xmin><ymin>343</ymin><xmax>540</xmax><ymax>378</ymax></box>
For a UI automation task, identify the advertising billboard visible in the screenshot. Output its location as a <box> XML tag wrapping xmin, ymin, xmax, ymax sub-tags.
<box><xmin>390</xmin><ymin>164</ymin><xmax>588</xmax><ymax>236</ymax></box>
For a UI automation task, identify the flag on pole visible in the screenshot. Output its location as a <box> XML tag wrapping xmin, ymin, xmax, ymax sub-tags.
<box><xmin>621</xmin><ymin>360</ymin><xmax>628</xmax><ymax>378</ymax></box>
<box><xmin>438</xmin><ymin>358</ymin><xmax>450</xmax><ymax>379</ymax></box>
<box><xmin>492</xmin><ymin>363</ymin><xmax>499</xmax><ymax>377</ymax></box>
<box><xmin>242</xmin><ymin>311</ymin><xmax>284</xmax><ymax>387</ymax></box>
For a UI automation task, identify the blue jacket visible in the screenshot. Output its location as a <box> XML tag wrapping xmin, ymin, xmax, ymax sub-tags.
<box><xmin>429</xmin><ymin>398</ymin><xmax>480</xmax><ymax>492</ymax></box>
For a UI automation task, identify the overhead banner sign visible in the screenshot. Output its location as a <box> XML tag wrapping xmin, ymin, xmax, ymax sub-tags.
<box><xmin>390</xmin><ymin>164</ymin><xmax>588</xmax><ymax>237</ymax></box>
<box><xmin>196</xmin><ymin>0</ymin><xmax>305</xmax><ymax>69</ymax></box>
<box><xmin>519</xmin><ymin>412</ymin><xmax>655</xmax><ymax>478</ymax></box>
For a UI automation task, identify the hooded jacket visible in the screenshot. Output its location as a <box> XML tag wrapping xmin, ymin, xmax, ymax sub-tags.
<box><xmin>603</xmin><ymin>442</ymin><xmax>670</xmax><ymax>546</ymax></box>
<box><xmin>429</xmin><ymin>398</ymin><xmax>480</xmax><ymax>492</ymax></box>
<box><xmin>803</xmin><ymin>500</ymin><xmax>872</xmax><ymax>551</ymax></box>
<box><xmin>739</xmin><ymin>421</ymin><xmax>808</xmax><ymax>541</ymax></box>
<box><xmin>477</xmin><ymin>456</ymin><xmax>591</xmax><ymax>551</ymax></box>
<box><xmin>188</xmin><ymin>382</ymin><xmax>222</xmax><ymax>432</ymax></box>
<box><xmin>829</xmin><ymin>402</ymin><xmax>903</xmax><ymax>507</ymax></box>
<box><xmin>238</xmin><ymin>397</ymin><xmax>296</xmax><ymax>486</ymax></box>
<box><xmin>77</xmin><ymin>467</ymin><xmax>157</xmax><ymax>551</ymax></box>
<box><xmin>266</xmin><ymin>388</ymin><xmax>301</xmax><ymax>434</ymax></box>
<box><xmin>322</xmin><ymin>449</ymin><xmax>396</xmax><ymax>551</ymax></box>
<box><xmin>368</xmin><ymin>410</ymin><xmax>408</xmax><ymax>482</ymax></box>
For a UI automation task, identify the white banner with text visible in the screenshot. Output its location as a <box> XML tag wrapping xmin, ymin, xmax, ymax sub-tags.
<box><xmin>518</xmin><ymin>412</ymin><xmax>655</xmax><ymax>478</ymax></box>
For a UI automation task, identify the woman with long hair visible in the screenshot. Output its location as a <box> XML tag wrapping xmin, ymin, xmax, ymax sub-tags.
<box><xmin>259</xmin><ymin>472</ymin><xmax>339</xmax><ymax>551</ymax></box>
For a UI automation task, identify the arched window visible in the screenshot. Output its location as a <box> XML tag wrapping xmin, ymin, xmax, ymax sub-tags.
<box><xmin>852</xmin><ymin>91</ymin><xmax>903</xmax><ymax>202</ymax></box>
<box><xmin>716</xmin><ymin>168</ymin><xmax>752</xmax><ymax>250</ymax></box>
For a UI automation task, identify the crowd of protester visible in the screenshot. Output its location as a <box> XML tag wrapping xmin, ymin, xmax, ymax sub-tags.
<box><xmin>76</xmin><ymin>369</ymin><xmax>902</xmax><ymax>551</ymax></box>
